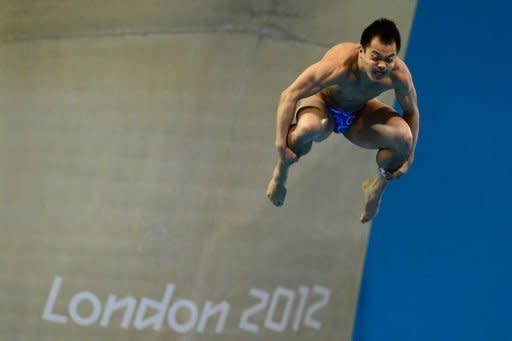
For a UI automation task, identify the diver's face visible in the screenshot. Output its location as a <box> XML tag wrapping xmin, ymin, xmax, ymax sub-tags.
<box><xmin>360</xmin><ymin>37</ymin><xmax>397</xmax><ymax>81</ymax></box>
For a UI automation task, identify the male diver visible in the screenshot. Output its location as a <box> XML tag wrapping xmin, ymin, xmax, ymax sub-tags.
<box><xmin>266</xmin><ymin>18</ymin><xmax>419</xmax><ymax>223</ymax></box>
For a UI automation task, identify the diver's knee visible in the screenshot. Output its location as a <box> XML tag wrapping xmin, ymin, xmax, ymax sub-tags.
<box><xmin>391</xmin><ymin>124</ymin><xmax>413</xmax><ymax>155</ymax></box>
<box><xmin>313</xmin><ymin>118</ymin><xmax>333</xmax><ymax>142</ymax></box>
<box><xmin>297</xmin><ymin>117</ymin><xmax>325</xmax><ymax>136</ymax></box>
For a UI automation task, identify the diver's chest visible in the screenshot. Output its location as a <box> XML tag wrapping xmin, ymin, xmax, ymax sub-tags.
<box><xmin>327</xmin><ymin>84</ymin><xmax>388</xmax><ymax>101</ymax></box>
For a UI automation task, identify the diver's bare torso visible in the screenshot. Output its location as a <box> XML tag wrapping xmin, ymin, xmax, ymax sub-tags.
<box><xmin>318</xmin><ymin>43</ymin><xmax>404</xmax><ymax>112</ymax></box>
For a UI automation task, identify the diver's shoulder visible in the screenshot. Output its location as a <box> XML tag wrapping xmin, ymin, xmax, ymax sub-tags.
<box><xmin>322</xmin><ymin>42</ymin><xmax>359</xmax><ymax>69</ymax></box>
<box><xmin>393</xmin><ymin>57</ymin><xmax>412</xmax><ymax>76</ymax></box>
<box><xmin>391</xmin><ymin>58</ymin><xmax>414</xmax><ymax>88</ymax></box>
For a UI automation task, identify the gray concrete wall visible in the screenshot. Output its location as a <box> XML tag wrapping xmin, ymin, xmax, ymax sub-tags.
<box><xmin>0</xmin><ymin>1</ymin><xmax>416</xmax><ymax>340</ymax></box>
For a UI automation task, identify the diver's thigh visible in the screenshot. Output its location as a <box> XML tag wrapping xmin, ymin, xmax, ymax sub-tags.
<box><xmin>295</xmin><ymin>95</ymin><xmax>334</xmax><ymax>141</ymax></box>
<box><xmin>344</xmin><ymin>99</ymin><xmax>406</xmax><ymax>149</ymax></box>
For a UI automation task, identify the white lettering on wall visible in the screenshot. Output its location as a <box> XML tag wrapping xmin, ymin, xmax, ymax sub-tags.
<box><xmin>133</xmin><ymin>284</ymin><xmax>175</xmax><ymax>331</ymax></box>
<box><xmin>101</xmin><ymin>295</ymin><xmax>137</xmax><ymax>329</ymax></box>
<box><xmin>42</xmin><ymin>276</ymin><xmax>68</xmax><ymax>324</ymax></box>
<box><xmin>69</xmin><ymin>291</ymin><xmax>102</xmax><ymax>326</ymax></box>
<box><xmin>41</xmin><ymin>276</ymin><xmax>331</xmax><ymax>335</ymax></box>
<box><xmin>197</xmin><ymin>301</ymin><xmax>230</xmax><ymax>333</ymax></box>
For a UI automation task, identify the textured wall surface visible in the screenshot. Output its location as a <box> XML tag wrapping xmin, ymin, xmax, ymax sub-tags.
<box><xmin>0</xmin><ymin>1</ymin><xmax>416</xmax><ymax>340</ymax></box>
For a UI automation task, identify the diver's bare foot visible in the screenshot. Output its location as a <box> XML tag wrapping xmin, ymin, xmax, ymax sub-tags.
<box><xmin>266</xmin><ymin>177</ymin><xmax>287</xmax><ymax>206</ymax></box>
<box><xmin>266</xmin><ymin>161</ymin><xmax>289</xmax><ymax>206</ymax></box>
<box><xmin>360</xmin><ymin>176</ymin><xmax>387</xmax><ymax>223</ymax></box>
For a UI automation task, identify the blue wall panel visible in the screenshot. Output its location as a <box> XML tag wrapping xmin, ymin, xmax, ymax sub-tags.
<box><xmin>354</xmin><ymin>2</ymin><xmax>512</xmax><ymax>340</ymax></box>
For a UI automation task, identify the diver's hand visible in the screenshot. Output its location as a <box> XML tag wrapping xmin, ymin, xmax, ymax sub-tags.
<box><xmin>276</xmin><ymin>144</ymin><xmax>297</xmax><ymax>165</ymax></box>
<box><xmin>380</xmin><ymin>158</ymin><xmax>413</xmax><ymax>180</ymax></box>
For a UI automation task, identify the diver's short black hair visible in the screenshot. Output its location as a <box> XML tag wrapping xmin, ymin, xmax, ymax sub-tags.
<box><xmin>360</xmin><ymin>18</ymin><xmax>401</xmax><ymax>52</ymax></box>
